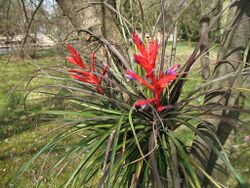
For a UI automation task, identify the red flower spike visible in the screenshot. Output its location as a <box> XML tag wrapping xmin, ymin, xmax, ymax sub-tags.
<box><xmin>134</xmin><ymin>55</ymin><xmax>155</xmax><ymax>77</ymax></box>
<box><xmin>126</xmin><ymin>70</ymin><xmax>154</xmax><ymax>90</ymax></box>
<box><xmin>91</xmin><ymin>52</ymin><xmax>95</xmax><ymax>72</ymax></box>
<box><xmin>155</xmin><ymin>74</ymin><xmax>177</xmax><ymax>90</ymax></box>
<box><xmin>134</xmin><ymin>98</ymin><xmax>156</xmax><ymax>108</ymax></box>
<box><xmin>159</xmin><ymin>71</ymin><xmax>164</xmax><ymax>79</ymax></box>
<box><xmin>148</xmin><ymin>40</ymin><xmax>158</xmax><ymax>68</ymax></box>
<box><xmin>67</xmin><ymin>44</ymin><xmax>77</xmax><ymax>55</ymax></box>
<box><xmin>132</xmin><ymin>32</ymin><xmax>159</xmax><ymax>83</ymax></box>
<box><xmin>167</xmin><ymin>64</ymin><xmax>180</xmax><ymax>75</ymax></box>
<box><xmin>65</xmin><ymin>46</ymin><xmax>107</xmax><ymax>94</ymax></box>
<box><xmin>126</xmin><ymin>32</ymin><xmax>180</xmax><ymax>112</ymax></box>
<box><xmin>69</xmin><ymin>71</ymin><xmax>104</xmax><ymax>94</ymax></box>
<box><xmin>155</xmin><ymin>64</ymin><xmax>181</xmax><ymax>90</ymax></box>
<box><xmin>99</xmin><ymin>64</ymin><xmax>108</xmax><ymax>84</ymax></box>
<box><xmin>66</xmin><ymin>45</ymin><xmax>86</xmax><ymax>69</ymax></box>
<box><xmin>157</xmin><ymin>106</ymin><xmax>166</xmax><ymax>112</ymax></box>
<box><xmin>132</xmin><ymin>32</ymin><xmax>146</xmax><ymax>57</ymax></box>
<box><xmin>96</xmin><ymin>86</ymin><xmax>104</xmax><ymax>94</ymax></box>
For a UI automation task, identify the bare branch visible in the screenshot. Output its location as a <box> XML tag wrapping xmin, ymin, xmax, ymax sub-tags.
<box><xmin>21</xmin><ymin>0</ymin><xmax>45</xmax><ymax>51</ymax></box>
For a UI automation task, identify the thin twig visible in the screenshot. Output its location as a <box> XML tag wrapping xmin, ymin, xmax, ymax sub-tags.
<box><xmin>159</xmin><ymin>0</ymin><xmax>166</xmax><ymax>75</ymax></box>
<box><xmin>20</xmin><ymin>0</ymin><xmax>29</xmax><ymax>23</ymax></box>
<box><xmin>21</xmin><ymin>0</ymin><xmax>45</xmax><ymax>51</ymax></box>
<box><xmin>149</xmin><ymin>112</ymin><xmax>163</xmax><ymax>188</ymax></box>
<box><xmin>98</xmin><ymin>130</ymin><xmax>115</xmax><ymax>188</ymax></box>
<box><xmin>78</xmin><ymin>29</ymin><xmax>130</xmax><ymax>69</ymax></box>
<box><xmin>152</xmin><ymin>0</ymin><xmax>170</xmax><ymax>36</ymax></box>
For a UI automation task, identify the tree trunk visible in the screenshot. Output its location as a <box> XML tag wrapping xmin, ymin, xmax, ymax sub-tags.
<box><xmin>190</xmin><ymin>0</ymin><xmax>250</xmax><ymax>187</ymax></box>
<box><xmin>170</xmin><ymin>20</ymin><xmax>178</xmax><ymax>67</ymax></box>
<box><xmin>200</xmin><ymin>17</ymin><xmax>210</xmax><ymax>80</ymax></box>
<box><xmin>199</xmin><ymin>0</ymin><xmax>221</xmax><ymax>81</ymax></box>
<box><xmin>56</xmin><ymin>0</ymin><xmax>122</xmax><ymax>43</ymax></box>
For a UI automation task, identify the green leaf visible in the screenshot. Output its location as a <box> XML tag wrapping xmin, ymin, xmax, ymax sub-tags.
<box><xmin>70</xmin><ymin>100</ymin><xmax>122</xmax><ymax>115</ymax></box>
<box><xmin>13</xmin><ymin>128</ymin><xmax>77</xmax><ymax>183</ymax></box>
<box><xmin>168</xmin><ymin>131</ymin><xmax>201</xmax><ymax>188</ymax></box>
<box><xmin>128</xmin><ymin>107</ymin><xmax>146</xmax><ymax>160</ymax></box>
<box><xmin>64</xmin><ymin>129</ymin><xmax>113</xmax><ymax>187</ymax></box>
<box><xmin>107</xmin><ymin>113</ymin><xmax>124</xmax><ymax>187</ymax></box>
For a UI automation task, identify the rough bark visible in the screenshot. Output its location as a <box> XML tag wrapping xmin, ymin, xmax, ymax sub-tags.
<box><xmin>56</xmin><ymin>0</ymin><xmax>122</xmax><ymax>43</ymax></box>
<box><xmin>199</xmin><ymin>0</ymin><xmax>222</xmax><ymax>80</ymax></box>
<box><xmin>199</xmin><ymin>17</ymin><xmax>210</xmax><ymax>80</ymax></box>
<box><xmin>190</xmin><ymin>0</ymin><xmax>250</xmax><ymax>187</ymax></box>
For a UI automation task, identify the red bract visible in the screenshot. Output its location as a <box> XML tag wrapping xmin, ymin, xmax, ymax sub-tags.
<box><xmin>127</xmin><ymin>32</ymin><xmax>180</xmax><ymax>112</ymax></box>
<box><xmin>132</xmin><ymin>32</ymin><xmax>158</xmax><ymax>82</ymax></box>
<box><xmin>66</xmin><ymin>45</ymin><xmax>86</xmax><ymax>69</ymax></box>
<box><xmin>66</xmin><ymin>45</ymin><xmax>107</xmax><ymax>94</ymax></box>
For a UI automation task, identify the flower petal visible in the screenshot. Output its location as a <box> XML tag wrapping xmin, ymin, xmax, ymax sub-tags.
<box><xmin>126</xmin><ymin>70</ymin><xmax>154</xmax><ymax>90</ymax></box>
<box><xmin>98</xmin><ymin>64</ymin><xmax>108</xmax><ymax>84</ymax></box>
<box><xmin>156</xmin><ymin>64</ymin><xmax>180</xmax><ymax>89</ymax></box>
<box><xmin>134</xmin><ymin>98</ymin><xmax>156</xmax><ymax>107</ymax></box>
<box><xmin>66</xmin><ymin>45</ymin><xmax>86</xmax><ymax>69</ymax></box>
<box><xmin>156</xmin><ymin>74</ymin><xmax>177</xmax><ymax>89</ymax></box>
<box><xmin>167</xmin><ymin>64</ymin><xmax>180</xmax><ymax>75</ymax></box>
<box><xmin>148</xmin><ymin>40</ymin><xmax>158</xmax><ymax>67</ymax></box>
<box><xmin>132</xmin><ymin>32</ymin><xmax>147</xmax><ymax>57</ymax></box>
<box><xmin>69</xmin><ymin>73</ymin><xmax>87</xmax><ymax>82</ymax></box>
<box><xmin>65</xmin><ymin>57</ymin><xmax>77</xmax><ymax>66</ymax></box>
<box><xmin>91</xmin><ymin>52</ymin><xmax>95</xmax><ymax>72</ymax></box>
<box><xmin>157</xmin><ymin>106</ymin><xmax>165</xmax><ymax>112</ymax></box>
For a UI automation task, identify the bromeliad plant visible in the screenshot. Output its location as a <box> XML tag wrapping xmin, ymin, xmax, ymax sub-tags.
<box><xmin>60</xmin><ymin>33</ymin><xmax>187</xmax><ymax>187</ymax></box>
<box><xmin>14</xmin><ymin>31</ymin><xmax>247</xmax><ymax>188</ymax></box>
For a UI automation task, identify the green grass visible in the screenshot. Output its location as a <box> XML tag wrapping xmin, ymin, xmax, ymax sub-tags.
<box><xmin>0</xmin><ymin>50</ymin><xmax>68</xmax><ymax>187</ymax></box>
<box><xmin>0</xmin><ymin>49</ymin><xmax>66</xmax><ymax>136</ymax></box>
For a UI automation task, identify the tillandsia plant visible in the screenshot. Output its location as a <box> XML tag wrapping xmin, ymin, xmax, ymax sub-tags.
<box><xmin>13</xmin><ymin>29</ymin><xmax>248</xmax><ymax>188</ymax></box>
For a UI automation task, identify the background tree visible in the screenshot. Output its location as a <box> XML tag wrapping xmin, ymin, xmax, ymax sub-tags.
<box><xmin>190</xmin><ymin>0</ymin><xmax>249</xmax><ymax>186</ymax></box>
